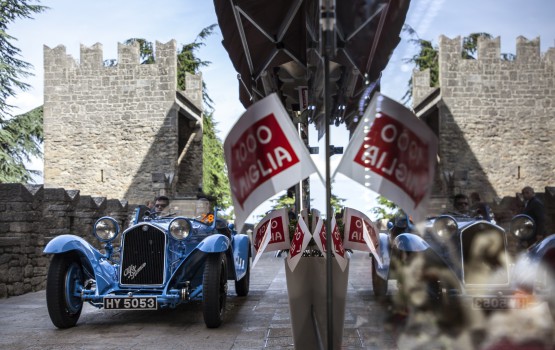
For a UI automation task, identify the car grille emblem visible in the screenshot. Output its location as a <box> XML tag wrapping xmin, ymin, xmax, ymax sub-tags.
<box><xmin>123</xmin><ymin>263</ymin><xmax>147</xmax><ymax>280</ymax></box>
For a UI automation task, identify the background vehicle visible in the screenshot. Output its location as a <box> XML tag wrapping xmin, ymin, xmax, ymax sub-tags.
<box><xmin>373</xmin><ymin>211</ymin><xmax>555</xmax><ymax>318</ymax></box>
<box><xmin>43</xmin><ymin>206</ymin><xmax>251</xmax><ymax>329</ymax></box>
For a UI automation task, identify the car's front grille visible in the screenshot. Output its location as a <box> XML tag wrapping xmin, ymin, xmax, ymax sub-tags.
<box><xmin>120</xmin><ymin>225</ymin><xmax>166</xmax><ymax>285</ymax></box>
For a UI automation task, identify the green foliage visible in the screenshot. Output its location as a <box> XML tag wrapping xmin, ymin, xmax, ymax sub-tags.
<box><xmin>202</xmin><ymin>112</ymin><xmax>231</xmax><ymax>209</ymax></box>
<box><xmin>0</xmin><ymin>0</ymin><xmax>47</xmax><ymax>183</ymax></box>
<box><xmin>270</xmin><ymin>194</ymin><xmax>296</xmax><ymax>210</ymax></box>
<box><xmin>461</xmin><ymin>32</ymin><xmax>493</xmax><ymax>59</ymax></box>
<box><xmin>270</xmin><ymin>190</ymin><xmax>345</xmax><ymax>216</ymax></box>
<box><xmin>0</xmin><ymin>106</ymin><xmax>43</xmax><ymax>182</ymax></box>
<box><xmin>369</xmin><ymin>196</ymin><xmax>398</xmax><ymax>221</ymax></box>
<box><xmin>177</xmin><ymin>24</ymin><xmax>217</xmax><ymax>111</ymax></box>
<box><xmin>123</xmin><ymin>38</ymin><xmax>155</xmax><ymax>64</ymax></box>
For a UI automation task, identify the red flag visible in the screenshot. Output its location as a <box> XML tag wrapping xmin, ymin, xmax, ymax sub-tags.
<box><xmin>287</xmin><ymin>216</ymin><xmax>312</xmax><ymax>271</ymax></box>
<box><xmin>342</xmin><ymin>207</ymin><xmax>381</xmax><ymax>265</ymax></box>
<box><xmin>224</xmin><ymin>93</ymin><xmax>319</xmax><ymax>232</ymax></box>
<box><xmin>252</xmin><ymin>208</ymin><xmax>290</xmax><ymax>267</ymax></box>
<box><xmin>334</xmin><ymin>93</ymin><xmax>438</xmax><ymax>223</ymax></box>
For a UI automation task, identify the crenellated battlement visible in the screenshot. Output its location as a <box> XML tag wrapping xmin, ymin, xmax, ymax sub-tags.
<box><xmin>437</xmin><ymin>35</ymin><xmax>553</xmax><ymax>65</ymax></box>
<box><xmin>44</xmin><ymin>39</ymin><xmax>177</xmax><ymax>72</ymax></box>
<box><xmin>412</xmin><ymin>35</ymin><xmax>555</xmax><ymax>206</ymax></box>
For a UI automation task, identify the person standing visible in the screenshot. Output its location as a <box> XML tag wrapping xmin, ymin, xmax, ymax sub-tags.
<box><xmin>520</xmin><ymin>186</ymin><xmax>546</xmax><ymax>244</ymax></box>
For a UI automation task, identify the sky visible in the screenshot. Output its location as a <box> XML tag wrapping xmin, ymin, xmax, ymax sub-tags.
<box><xmin>8</xmin><ymin>0</ymin><xmax>555</xmax><ymax>222</ymax></box>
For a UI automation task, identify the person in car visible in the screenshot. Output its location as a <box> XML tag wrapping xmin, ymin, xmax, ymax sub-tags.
<box><xmin>452</xmin><ymin>193</ymin><xmax>471</xmax><ymax>215</ymax></box>
<box><xmin>520</xmin><ymin>186</ymin><xmax>546</xmax><ymax>244</ymax></box>
<box><xmin>153</xmin><ymin>195</ymin><xmax>171</xmax><ymax>216</ymax></box>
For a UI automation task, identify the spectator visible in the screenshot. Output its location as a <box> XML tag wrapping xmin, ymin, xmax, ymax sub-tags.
<box><xmin>520</xmin><ymin>186</ymin><xmax>546</xmax><ymax>244</ymax></box>
<box><xmin>153</xmin><ymin>195</ymin><xmax>170</xmax><ymax>216</ymax></box>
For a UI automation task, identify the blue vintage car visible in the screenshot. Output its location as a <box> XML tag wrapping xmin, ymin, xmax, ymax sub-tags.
<box><xmin>43</xmin><ymin>206</ymin><xmax>251</xmax><ymax>329</ymax></box>
<box><xmin>372</xmin><ymin>211</ymin><xmax>555</xmax><ymax>317</ymax></box>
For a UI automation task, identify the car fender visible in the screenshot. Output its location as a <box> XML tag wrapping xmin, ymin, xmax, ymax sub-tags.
<box><xmin>393</xmin><ymin>233</ymin><xmax>430</xmax><ymax>252</ymax></box>
<box><xmin>196</xmin><ymin>233</ymin><xmax>230</xmax><ymax>253</ymax></box>
<box><xmin>375</xmin><ymin>233</ymin><xmax>391</xmax><ymax>280</ymax></box>
<box><xmin>232</xmin><ymin>234</ymin><xmax>251</xmax><ymax>281</ymax></box>
<box><xmin>165</xmin><ymin>235</ymin><xmax>232</xmax><ymax>291</ymax></box>
<box><xmin>43</xmin><ymin>234</ymin><xmax>118</xmax><ymax>294</ymax></box>
<box><xmin>513</xmin><ymin>235</ymin><xmax>555</xmax><ymax>289</ymax></box>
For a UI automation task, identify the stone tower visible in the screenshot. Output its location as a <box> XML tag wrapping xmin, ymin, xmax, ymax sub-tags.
<box><xmin>412</xmin><ymin>36</ymin><xmax>555</xmax><ymax>215</ymax></box>
<box><xmin>43</xmin><ymin>40</ymin><xmax>204</xmax><ymax>205</ymax></box>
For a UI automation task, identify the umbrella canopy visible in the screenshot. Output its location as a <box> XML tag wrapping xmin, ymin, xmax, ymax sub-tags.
<box><xmin>213</xmin><ymin>0</ymin><xmax>411</xmax><ymax>137</ymax></box>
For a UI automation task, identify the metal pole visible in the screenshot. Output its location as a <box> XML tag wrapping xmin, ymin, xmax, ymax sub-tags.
<box><xmin>320</xmin><ymin>1</ymin><xmax>336</xmax><ymax>348</ymax></box>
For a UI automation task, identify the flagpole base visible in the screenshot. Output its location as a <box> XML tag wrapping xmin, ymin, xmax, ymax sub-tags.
<box><xmin>285</xmin><ymin>255</ymin><xmax>349</xmax><ymax>349</ymax></box>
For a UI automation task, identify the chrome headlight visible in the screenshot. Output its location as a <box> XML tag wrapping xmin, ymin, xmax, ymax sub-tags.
<box><xmin>510</xmin><ymin>214</ymin><xmax>535</xmax><ymax>241</ymax></box>
<box><xmin>433</xmin><ymin>216</ymin><xmax>458</xmax><ymax>239</ymax></box>
<box><xmin>94</xmin><ymin>217</ymin><xmax>119</xmax><ymax>242</ymax></box>
<box><xmin>169</xmin><ymin>218</ymin><xmax>192</xmax><ymax>240</ymax></box>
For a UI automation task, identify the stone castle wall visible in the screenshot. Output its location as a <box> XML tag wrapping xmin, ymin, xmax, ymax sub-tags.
<box><xmin>413</xmin><ymin>36</ymin><xmax>555</xmax><ymax>203</ymax></box>
<box><xmin>0</xmin><ymin>184</ymin><xmax>132</xmax><ymax>298</ymax></box>
<box><xmin>43</xmin><ymin>40</ymin><xmax>203</xmax><ymax>204</ymax></box>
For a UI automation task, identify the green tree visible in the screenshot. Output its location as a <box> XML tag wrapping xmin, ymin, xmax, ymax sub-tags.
<box><xmin>270</xmin><ymin>191</ymin><xmax>345</xmax><ymax>216</ymax></box>
<box><xmin>0</xmin><ymin>0</ymin><xmax>47</xmax><ymax>183</ymax></box>
<box><xmin>369</xmin><ymin>196</ymin><xmax>398</xmax><ymax>221</ymax></box>
<box><xmin>202</xmin><ymin>111</ymin><xmax>231</xmax><ymax>209</ymax></box>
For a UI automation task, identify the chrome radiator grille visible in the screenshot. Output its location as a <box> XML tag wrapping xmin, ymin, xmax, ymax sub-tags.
<box><xmin>120</xmin><ymin>225</ymin><xmax>166</xmax><ymax>285</ymax></box>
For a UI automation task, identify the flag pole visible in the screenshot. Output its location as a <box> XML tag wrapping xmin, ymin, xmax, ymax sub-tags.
<box><xmin>320</xmin><ymin>1</ymin><xmax>336</xmax><ymax>349</ymax></box>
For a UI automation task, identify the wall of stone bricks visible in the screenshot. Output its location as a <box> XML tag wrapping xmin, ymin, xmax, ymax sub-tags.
<box><xmin>0</xmin><ymin>184</ymin><xmax>132</xmax><ymax>298</ymax></box>
<box><xmin>43</xmin><ymin>40</ymin><xmax>203</xmax><ymax>205</ymax></box>
<box><xmin>413</xmin><ymin>36</ymin><xmax>555</xmax><ymax>208</ymax></box>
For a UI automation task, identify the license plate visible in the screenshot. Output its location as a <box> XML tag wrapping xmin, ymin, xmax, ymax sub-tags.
<box><xmin>472</xmin><ymin>296</ymin><xmax>534</xmax><ymax>310</ymax></box>
<box><xmin>103</xmin><ymin>296</ymin><xmax>157</xmax><ymax>310</ymax></box>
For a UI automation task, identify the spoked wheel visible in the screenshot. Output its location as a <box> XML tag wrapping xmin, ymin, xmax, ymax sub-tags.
<box><xmin>372</xmin><ymin>256</ymin><xmax>388</xmax><ymax>298</ymax></box>
<box><xmin>235</xmin><ymin>256</ymin><xmax>250</xmax><ymax>297</ymax></box>
<box><xmin>202</xmin><ymin>252</ymin><xmax>228</xmax><ymax>328</ymax></box>
<box><xmin>46</xmin><ymin>254</ymin><xmax>85</xmax><ymax>328</ymax></box>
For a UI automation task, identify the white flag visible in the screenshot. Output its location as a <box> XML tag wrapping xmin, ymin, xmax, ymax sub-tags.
<box><xmin>334</xmin><ymin>93</ymin><xmax>438</xmax><ymax>223</ymax></box>
<box><xmin>287</xmin><ymin>216</ymin><xmax>312</xmax><ymax>272</ymax></box>
<box><xmin>224</xmin><ymin>93</ymin><xmax>319</xmax><ymax>232</ymax></box>
<box><xmin>252</xmin><ymin>208</ymin><xmax>290</xmax><ymax>267</ymax></box>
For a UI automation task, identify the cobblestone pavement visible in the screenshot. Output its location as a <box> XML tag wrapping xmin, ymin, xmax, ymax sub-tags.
<box><xmin>0</xmin><ymin>252</ymin><xmax>401</xmax><ymax>350</ymax></box>
<box><xmin>4</xmin><ymin>252</ymin><xmax>553</xmax><ymax>349</ymax></box>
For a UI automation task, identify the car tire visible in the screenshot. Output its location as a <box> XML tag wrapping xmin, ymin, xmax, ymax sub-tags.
<box><xmin>202</xmin><ymin>252</ymin><xmax>228</xmax><ymax>328</ymax></box>
<box><xmin>235</xmin><ymin>257</ymin><xmax>250</xmax><ymax>297</ymax></box>
<box><xmin>372</xmin><ymin>256</ymin><xmax>388</xmax><ymax>297</ymax></box>
<box><xmin>46</xmin><ymin>253</ymin><xmax>84</xmax><ymax>329</ymax></box>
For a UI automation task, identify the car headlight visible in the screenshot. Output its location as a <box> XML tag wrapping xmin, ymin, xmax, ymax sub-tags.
<box><xmin>510</xmin><ymin>214</ymin><xmax>535</xmax><ymax>241</ymax></box>
<box><xmin>433</xmin><ymin>215</ymin><xmax>458</xmax><ymax>238</ymax></box>
<box><xmin>94</xmin><ymin>217</ymin><xmax>119</xmax><ymax>242</ymax></box>
<box><xmin>169</xmin><ymin>218</ymin><xmax>192</xmax><ymax>240</ymax></box>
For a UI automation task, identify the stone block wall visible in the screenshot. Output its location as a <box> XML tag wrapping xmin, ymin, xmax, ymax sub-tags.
<box><xmin>43</xmin><ymin>40</ymin><xmax>202</xmax><ymax>204</ymax></box>
<box><xmin>413</xmin><ymin>36</ymin><xmax>555</xmax><ymax>203</ymax></box>
<box><xmin>0</xmin><ymin>184</ymin><xmax>131</xmax><ymax>298</ymax></box>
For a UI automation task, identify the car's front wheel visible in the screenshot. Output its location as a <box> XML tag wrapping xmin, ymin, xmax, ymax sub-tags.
<box><xmin>202</xmin><ymin>252</ymin><xmax>228</xmax><ymax>328</ymax></box>
<box><xmin>235</xmin><ymin>257</ymin><xmax>250</xmax><ymax>297</ymax></box>
<box><xmin>46</xmin><ymin>253</ymin><xmax>85</xmax><ymax>328</ymax></box>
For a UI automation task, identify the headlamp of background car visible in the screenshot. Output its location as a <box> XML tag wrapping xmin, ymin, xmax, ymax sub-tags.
<box><xmin>94</xmin><ymin>217</ymin><xmax>120</xmax><ymax>242</ymax></box>
<box><xmin>510</xmin><ymin>214</ymin><xmax>535</xmax><ymax>241</ymax></box>
<box><xmin>169</xmin><ymin>218</ymin><xmax>192</xmax><ymax>240</ymax></box>
<box><xmin>433</xmin><ymin>215</ymin><xmax>458</xmax><ymax>238</ymax></box>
